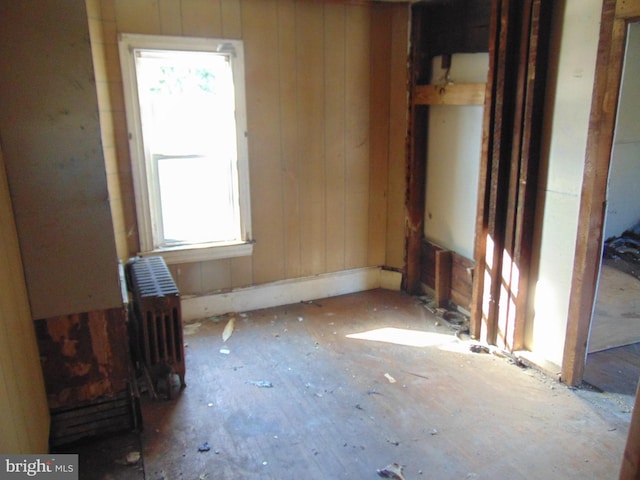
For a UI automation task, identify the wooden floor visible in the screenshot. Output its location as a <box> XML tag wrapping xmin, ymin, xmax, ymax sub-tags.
<box><xmin>585</xmin><ymin>343</ymin><xmax>640</xmax><ymax>396</ymax></box>
<box><xmin>132</xmin><ymin>289</ymin><xmax>628</xmax><ymax>479</ymax></box>
<box><xmin>585</xmin><ymin>262</ymin><xmax>640</xmax><ymax>396</ymax></box>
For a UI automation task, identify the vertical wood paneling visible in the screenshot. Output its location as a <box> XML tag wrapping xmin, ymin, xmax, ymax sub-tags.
<box><xmin>296</xmin><ymin>1</ymin><xmax>326</xmax><ymax>276</ymax></box>
<box><xmin>386</xmin><ymin>5</ymin><xmax>409</xmax><ymax>269</ymax></box>
<box><xmin>159</xmin><ymin>0</ymin><xmax>183</xmax><ymax>35</ymax></box>
<box><xmin>103</xmin><ymin>0</ymin><xmax>410</xmax><ymax>295</ymax></box>
<box><xmin>278</xmin><ymin>0</ymin><xmax>301</xmax><ymax>279</ymax></box>
<box><xmin>114</xmin><ymin>0</ymin><xmax>160</xmax><ymax>33</ymax></box>
<box><xmin>221</xmin><ymin>0</ymin><xmax>242</xmax><ymax>38</ymax></box>
<box><xmin>0</xmin><ymin>147</ymin><xmax>49</xmax><ymax>453</ymax></box>
<box><xmin>201</xmin><ymin>258</ymin><xmax>232</xmax><ymax>291</ymax></box>
<box><xmin>345</xmin><ymin>5</ymin><xmax>371</xmax><ymax>269</ymax></box>
<box><xmin>324</xmin><ymin>2</ymin><xmax>347</xmax><ymax>273</ymax></box>
<box><xmin>368</xmin><ymin>5</ymin><xmax>392</xmax><ymax>266</ymax></box>
<box><xmin>243</xmin><ymin>0</ymin><xmax>285</xmax><ymax>284</ymax></box>
<box><xmin>181</xmin><ymin>0</ymin><xmax>223</xmax><ymax>37</ymax></box>
<box><xmin>231</xmin><ymin>255</ymin><xmax>253</xmax><ymax>288</ymax></box>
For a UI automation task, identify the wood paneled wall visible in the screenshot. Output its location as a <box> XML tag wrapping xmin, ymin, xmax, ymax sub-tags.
<box><xmin>0</xmin><ymin>147</ymin><xmax>50</xmax><ymax>454</ymax></box>
<box><xmin>87</xmin><ymin>0</ymin><xmax>409</xmax><ymax>296</ymax></box>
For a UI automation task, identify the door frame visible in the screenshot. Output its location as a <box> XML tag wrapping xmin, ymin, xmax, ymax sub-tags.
<box><xmin>562</xmin><ymin>0</ymin><xmax>640</xmax><ymax>385</ymax></box>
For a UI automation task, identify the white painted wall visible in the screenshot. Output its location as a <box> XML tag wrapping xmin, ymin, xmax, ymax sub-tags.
<box><xmin>604</xmin><ymin>22</ymin><xmax>640</xmax><ymax>240</ymax></box>
<box><xmin>528</xmin><ymin>0</ymin><xmax>603</xmax><ymax>366</ymax></box>
<box><xmin>424</xmin><ymin>53</ymin><xmax>488</xmax><ymax>260</ymax></box>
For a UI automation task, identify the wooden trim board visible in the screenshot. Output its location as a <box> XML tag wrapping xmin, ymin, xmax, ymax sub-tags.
<box><xmin>181</xmin><ymin>266</ymin><xmax>399</xmax><ymax>320</ymax></box>
<box><xmin>413</xmin><ymin>83</ymin><xmax>486</xmax><ymax>106</ymax></box>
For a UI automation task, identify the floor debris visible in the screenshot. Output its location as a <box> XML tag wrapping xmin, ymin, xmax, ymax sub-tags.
<box><xmin>198</xmin><ymin>442</ymin><xmax>211</xmax><ymax>452</ymax></box>
<box><xmin>219</xmin><ymin>346</ymin><xmax>231</xmax><ymax>355</ymax></box>
<box><xmin>604</xmin><ymin>227</ymin><xmax>640</xmax><ymax>280</ymax></box>
<box><xmin>183</xmin><ymin>322</ymin><xmax>202</xmax><ymax>336</ymax></box>
<box><xmin>115</xmin><ymin>452</ymin><xmax>140</xmax><ymax>466</ymax></box>
<box><xmin>247</xmin><ymin>380</ymin><xmax>273</xmax><ymax>388</ymax></box>
<box><xmin>222</xmin><ymin>317</ymin><xmax>235</xmax><ymax>342</ymax></box>
<box><xmin>377</xmin><ymin>463</ymin><xmax>405</xmax><ymax>480</ymax></box>
<box><xmin>470</xmin><ymin>344</ymin><xmax>490</xmax><ymax>354</ymax></box>
<box><xmin>384</xmin><ymin>373</ymin><xmax>397</xmax><ymax>383</ymax></box>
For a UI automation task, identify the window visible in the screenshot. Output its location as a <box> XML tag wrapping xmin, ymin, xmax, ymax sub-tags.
<box><xmin>118</xmin><ymin>34</ymin><xmax>252</xmax><ymax>263</ymax></box>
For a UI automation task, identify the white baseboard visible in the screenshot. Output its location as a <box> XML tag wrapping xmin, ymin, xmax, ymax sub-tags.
<box><xmin>181</xmin><ymin>266</ymin><xmax>398</xmax><ymax>321</ymax></box>
<box><xmin>380</xmin><ymin>269</ymin><xmax>402</xmax><ymax>291</ymax></box>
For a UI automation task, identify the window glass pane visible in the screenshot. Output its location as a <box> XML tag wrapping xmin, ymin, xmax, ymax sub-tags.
<box><xmin>157</xmin><ymin>156</ymin><xmax>238</xmax><ymax>243</ymax></box>
<box><xmin>134</xmin><ymin>49</ymin><xmax>240</xmax><ymax>246</ymax></box>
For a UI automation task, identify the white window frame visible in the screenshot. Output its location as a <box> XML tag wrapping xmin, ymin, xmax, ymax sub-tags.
<box><xmin>118</xmin><ymin>33</ymin><xmax>252</xmax><ymax>264</ymax></box>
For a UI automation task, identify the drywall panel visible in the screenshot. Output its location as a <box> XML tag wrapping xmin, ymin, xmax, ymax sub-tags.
<box><xmin>528</xmin><ymin>0</ymin><xmax>603</xmax><ymax>366</ymax></box>
<box><xmin>529</xmin><ymin>190</ymin><xmax>582</xmax><ymax>364</ymax></box>
<box><xmin>543</xmin><ymin>1</ymin><xmax>603</xmax><ymax>197</ymax></box>
<box><xmin>424</xmin><ymin>53</ymin><xmax>488</xmax><ymax>260</ymax></box>
<box><xmin>0</xmin><ymin>0</ymin><xmax>121</xmax><ymax>318</ymax></box>
<box><xmin>0</xmin><ymin>147</ymin><xmax>49</xmax><ymax>454</ymax></box>
<box><xmin>604</xmin><ymin>22</ymin><xmax>640</xmax><ymax>239</ymax></box>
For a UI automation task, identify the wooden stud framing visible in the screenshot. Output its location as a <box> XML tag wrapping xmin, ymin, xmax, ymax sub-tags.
<box><xmin>404</xmin><ymin>7</ymin><xmax>428</xmax><ymax>294</ymax></box>
<box><xmin>470</xmin><ymin>0</ymin><xmax>552</xmax><ymax>349</ymax></box>
<box><xmin>413</xmin><ymin>83</ymin><xmax>486</xmax><ymax>106</ymax></box>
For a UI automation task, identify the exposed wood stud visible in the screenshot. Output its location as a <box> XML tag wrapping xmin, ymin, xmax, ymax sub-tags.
<box><xmin>563</xmin><ymin>0</ymin><xmax>629</xmax><ymax>386</ymax></box>
<box><xmin>470</xmin><ymin>0</ymin><xmax>552</xmax><ymax>349</ymax></box>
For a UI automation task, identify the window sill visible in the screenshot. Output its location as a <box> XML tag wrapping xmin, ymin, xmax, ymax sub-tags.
<box><xmin>140</xmin><ymin>241</ymin><xmax>253</xmax><ymax>265</ymax></box>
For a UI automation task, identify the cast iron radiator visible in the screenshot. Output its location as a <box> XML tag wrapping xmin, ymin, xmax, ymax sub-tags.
<box><xmin>127</xmin><ymin>256</ymin><xmax>186</xmax><ymax>398</ymax></box>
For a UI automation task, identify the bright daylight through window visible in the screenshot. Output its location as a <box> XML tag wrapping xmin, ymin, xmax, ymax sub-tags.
<box><xmin>119</xmin><ymin>34</ymin><xmax>252</xmax><ymax>263</ymax></box>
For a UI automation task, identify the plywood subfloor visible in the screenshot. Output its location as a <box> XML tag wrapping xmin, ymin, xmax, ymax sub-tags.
<box><xmin>137</xmin><ymin>289</ymin><xmax>628</xmax><ymax>480</ymax></box>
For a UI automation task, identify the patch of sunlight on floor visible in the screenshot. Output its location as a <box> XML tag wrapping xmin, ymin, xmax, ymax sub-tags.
<box><xmin>346</xmin><ymin>327</ymin><xmax>455</xmax><ymax>348</ymax></box>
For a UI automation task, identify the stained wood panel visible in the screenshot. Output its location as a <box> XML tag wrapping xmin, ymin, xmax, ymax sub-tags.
<box><xmin>243</xmin><ymin>0</ymin><xmax>285</xmax><ymax>284</ymax></box>
<box><xmin>324</xmin><ymin>2</ymin><xmax>347</xmax><ymax>273</ymax></box>
<box><xmin>278</xmin><ymin>0</ymin><xmax>301</xmax><ymax>279</ymax></box>
<box><xmin>114</xmin><ymin>0</ymin><xmax>160</xmax><ymax>34</ymax></box>
<box><xmin>159</xmin><ymin>0</ymin><xmax>182</xmax><ymax>35</ymax></box>
<box><xmin>345</xmin><ymin>5</ymin><xmax>371</xmax><ymax>269</ymax></box>
<box><xmin>221</xmin><ymin>0</ymin><xmax>242</xmax><ymax>38</ymax></box>
<box><xmin>386</xmin><ymin>5</ymin><xmax>409</xmax><ymax>270</ymax></box>
<box><xmin>368</xmin><ymin>5</ymin><xmax>392</xmax><ymax>267</ymax></box>
<box><xmin>181</xmin><ymin>0</ymin><xmax>223</xmax><ymax>37</ymax></box>
<box><xmin>297</xmin><ymin>1</ymin><xmax>326</xmax><ymax>276</ymax></box>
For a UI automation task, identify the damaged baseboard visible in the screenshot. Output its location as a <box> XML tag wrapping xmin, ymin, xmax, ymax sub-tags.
<box><xmin>181</xmin><ymin>266</ymin><xmax>400</xmax><ymax>321</ymax></box>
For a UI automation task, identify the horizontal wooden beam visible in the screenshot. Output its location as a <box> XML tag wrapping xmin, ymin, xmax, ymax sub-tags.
<box><xmin>413</xmin><ymin>83</ymin><xmax>486</xmax><ymax>106</ymax></box>
<box><xmin>616</xmin><ymin>0</ymin><xmax>640</xmax><ymax>19</ymax></box>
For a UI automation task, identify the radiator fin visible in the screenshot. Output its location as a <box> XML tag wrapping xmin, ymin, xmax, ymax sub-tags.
<box><xmin>127</xmin><ymin>256</ymin><xmax>186</xmax><ymax>399</ymax></box>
